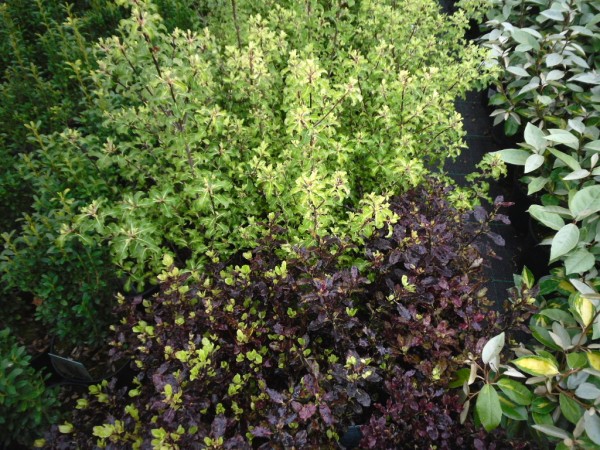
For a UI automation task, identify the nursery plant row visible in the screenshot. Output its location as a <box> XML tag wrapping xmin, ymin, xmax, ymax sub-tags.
<box><xmin>0</xmin><ymin>0</ymin><xmax>598</xmax><ymax>448</ymax></box>
<box><xmin>464</xmin><ymin>0</ymin><xmax>600</xmax><ymax>448</ymax></box>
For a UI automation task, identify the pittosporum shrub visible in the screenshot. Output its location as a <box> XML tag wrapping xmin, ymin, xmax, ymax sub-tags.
<box><xmin>0</xmin><ymin>328</ymin><xmax>59</xmax><ymax>448</ymax></box>
<box><xmin>47</xmin><ymin>183</ymin><xmax>531</xmax><ymax>449</ymax></box>
<box><xmin>48</xmin><ymin>0</ymin><xmax>496</xmax><ymax>288</ymax></box>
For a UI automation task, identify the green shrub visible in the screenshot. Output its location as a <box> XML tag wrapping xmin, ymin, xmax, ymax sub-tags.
<box><xmin>0</xmin><ymin>328</ymin><xmax>58</xmax><ymax>448</ymax></box>
<box><xmin>466</xmin><ymin>269</ymin><xmax>600</xmax><ymax>449</ymax></box>
<box><xmin>480</xmin><ymin>0</ymin><xmax>600</xmax><ymax>137</ymax></box>
<box><xmin>483</xmin><ymin>0</ymin><xmax>600</xmax><ymax>276</ymax></box>
<box><xmin>52</xmin><ymin>0</ymin><xmax>495</xmax><ymax>289</ymax></box>
<box><xmin>0</xmin><ymin>0</ymin><xmax>204</xmax><ymax>344</ymax></box>
<box><xmin>0</xmin><ymin>0</ymin><xmax>125</xmax><ymax>232</ymax></box>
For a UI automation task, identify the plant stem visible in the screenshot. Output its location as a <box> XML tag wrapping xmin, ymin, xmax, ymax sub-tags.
<box><xmin>231</xmin><ymin>0</ymin><xmax>242</xmax><ymax>50</ymax></box>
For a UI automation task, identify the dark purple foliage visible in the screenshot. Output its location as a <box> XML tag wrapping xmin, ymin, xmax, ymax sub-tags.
<box><xmin>45</xmin><ymin>183</ymin><xmax>531</xmax><ymax>449</ymax></box>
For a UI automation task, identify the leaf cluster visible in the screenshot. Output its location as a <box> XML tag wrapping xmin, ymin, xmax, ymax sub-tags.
<box><xmin>467</xmin><ymin>270</ymin><xmax>600</xmax><ymax>449</ymax></box>
<box><xmin>0</xmin><ymin>328</ymin><xmax>59</xmax><ymax>448</ymax></box>
<box><xmin>51</xmin><ymin>0</ymin><xmax>494</xmax><ymax>288</ymax></box>
<box><xmin>46</xmin><ymin>183</ymin><xmax>518</xmax><ymax>449</ymax></box>
<box><xmin>481</xmin><ymin>0</ymin><xmax>600</xmax><ymax>137</ymax></box>
<box><xmin>0</xmin><ymin>0</ymin><xmax>207</xmax><ymax>344</ymax></box>
<box><xmin>486</xmin><ymin>0</ymin><xmax>600</xmax><ymax>275</ymax></box>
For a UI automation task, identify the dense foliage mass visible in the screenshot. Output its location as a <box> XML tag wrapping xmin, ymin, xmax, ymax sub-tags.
<box><xmin>470</xmin><ymin>270</ymin><xmax>600</xmax><ymax>449</ymax></box>
<box><xmin>45</xmin><ymin>183</ymin><xmax>529</xmax><ymax>449</ymax></box>
<box><xmin>0</xmin><ymin>0</ymin><xmax>494</xmax><ymax>344</ymax></box>
<box><xmin>0</xmin><ymin>328</ymin><xmax>58</xmax><ymax>448</ymax></box>
<box><xmin>464</xmin><ymin>0</ymin><xmax>600</xmax><ymax>447</ymax></box>
<box><xmin>0</xmin><ymin>0</ymin><xmax>248</xmax><ymax>344</ymax></box>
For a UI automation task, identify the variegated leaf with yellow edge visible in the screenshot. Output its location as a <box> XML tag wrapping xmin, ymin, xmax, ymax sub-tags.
<box><xmin>587</xmin><ymin>352</ymin><xmax>600</xmax><ymax>371</ymax></box>
<box><xmin>512</xmin><ymin>356</ymin><xmax>559</xmax><ymax>377</ymax></box>
<box><xmin>573</xmin><ymin>294</ymin><xmax>595</xmax><ymax>327</ymax></box>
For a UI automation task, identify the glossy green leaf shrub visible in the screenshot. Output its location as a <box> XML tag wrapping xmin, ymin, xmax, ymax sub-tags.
<box><xmin>481</xmin><ymin>0</ymin><xmax>600</xmax><ymax>137</ymax></box>
<box><xmin>0</xmin><ymin>328</ymin><xmax>58</xmax><ymax>448</ymax></box>
<box><xmin>0</xmin><ymin>0</ymin><xmax>125</xmax><ymax>232</ymax></box>
<box><xmin>466</xmin><ymin>269</ymin><xmax>600</xmax><ymax>449</ymax></box>
<box><xmin>49</xmin><ymin>0</ymin><xmax>494</xmax><ymax>288</ymax></box>
<box><xmin>498</xmin><ymin>121</ymin><xmax>600</xmax><ymax>275</ymax></box>
<box><xmin>482</xmin><ymin>0</ymin><xmax>600</xmax><ymax>275</ymax></box>
<box><xmin>472</xmin><ymin>0</ymin><xmax>600</xmax><ymax>446</ymax></box>
<box><xmin>46</xmin><ymin>183</ymin><xmax>522</xmax><ymax>449</ymax></box>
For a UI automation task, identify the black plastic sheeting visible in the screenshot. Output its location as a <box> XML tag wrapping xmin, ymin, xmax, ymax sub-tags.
<box><xmin>446</xmin><ymin>90</ymin><xmax>526</xmax><ymax>308</ymax></box>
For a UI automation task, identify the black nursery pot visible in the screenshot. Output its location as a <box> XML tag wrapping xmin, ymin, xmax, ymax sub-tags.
<box><xmin>339</xmin><ymin>425</ymin><xmax>362</xmax><ymax>449</ymax></box>
<box><xmin>30</xmin><ymin>352</ymin><xmax>64</xmax><ymax>387</ymax></box>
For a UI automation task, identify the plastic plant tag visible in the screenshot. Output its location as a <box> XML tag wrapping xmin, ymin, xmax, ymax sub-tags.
<box><xmin>49</xmin><ymin>353</ymin><xmax>93</xmax><ymax>381</ymax></box>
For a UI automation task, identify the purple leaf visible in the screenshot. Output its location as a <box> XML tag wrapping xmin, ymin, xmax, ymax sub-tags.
<box><xmin>266</xmin><ymin>388</ymin><xmax>285</xmax><ymax>404</ymax></box>
<box><xmin>211</xmin><ymin>415</ymin><xmax>227</xmax><ymax>438</ymax></box>
<box><xmin>319</xmin><ymin>403</ymin><xmax>334</xmax><ymax>425</ymax></box>
<box><xmin>299</xmin><ymin>403</ymin><xmax>317</xmax><ymax>421</ymax></box>
<box><xmin>488</xmin><ymin>232</ymin><xmax>505</xmax><ymax>246</ymax></box>
<box><xmin>251</xmin><ymin>426</ymin><xmax>273</xmax><ymax>437</ymax></box>
<box><xmin>355</xmin><ymin>388</ymin><xmax>371</xmax><ymax>407</ymax></box>
<box><xmin>474</xmin><ymin>207</ymin><xmax>487</xmax><ymax>223</ymax></box>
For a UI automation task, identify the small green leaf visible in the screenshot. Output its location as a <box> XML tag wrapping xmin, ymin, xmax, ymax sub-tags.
<box><xmin>507</xmin><ymin>66</ymin><xmax>529</xmax><ymax>77</ymax></box>
<box><xmin>497</xmin><ymin>378</ymin><xmax>532</xmax><ymax>406</ymax></box>
<box><xmin>550</xmin><ymin>224</ymin><xmax>579</xmax><ymax>261</ymax></box>
<box><xmin>528</xmin><ymin>177</ymin><xmax>548</xmax><ymax>195</ymax></box>
<box><xmin>575</xmin><ymin>383</ymin><xmax>600</xmax><ymax>400</ymax></box>
<box><xmin>449</xmin><ymin>368</ymin><xmax>471</xmax><ymax>388</ymax></box>
<box><xmin>548</xmin><ymin>148</ymin><xmax>581</xmax><ymax>170</ymax></box>
<box><xmin>563</xmin><ymin>169</ymin><xmax>590</xmax><ymax>181</ymax></box>
<box><xmin>559</xmin><ymin>393</ymin><xmax>583</xmax><ymax>425</ymax></box>
<box><xmin>546</xmin><ymin>53</ymin><xmax>563</xmax><ymax>67</ymax></box>
<box><xmin>512</xmin><ymin>29</ymin><xmax>540</xmax><ymax>50</ymax></box>
<box><xmin>532</xmin><ymin>396</ymin><xmax>558</xmax><ymax>415</ymax></box>
<box><xmin>495</xmin><ymin>149</ymin><xmax>530</xmax><ymax>165</ymax></box>
<box><xmin>540</xmin><ymin>9</ymin><xmax>564</xmax><ymax>21</ymax></box>
<box><xmin>584</xmin><ymin>140</ymin><xmax>600</xmax><ymax>152</ymax></box>
<box><xmin>499</xmin><ymin>394</ymin><xmax>528</xmax><ymax>421</ymax></box>
<box><xmin>546</xmin><ymin>130</ymin><xmax>580</xmax><ymax>151</ymax></box>
<box><xmin>585</xmin><ymin>411</ymin><xmax>600</xmax><ymax>445</ymax></box>
<box><xmin>532</xmin><ymin>412</ymin><xmax>554</xmax><ymax>426</ymax></box>
<box><xmin>531</xmin><ymin>324</ymin><xmax>562</xmax><ymax>351</ymax></box>
<box><xmin>566</xmin><ymin>353</ymin><xmax>587</xmax><ymax>370</ymax></box>
<box><xmin>532</xmin><ymin>424</ymin><xmax>572</xmax><ymax>440</ymax></box>
<box><xmin>524</xmin><ymin>122</ymin><xmax>547</xmax><ymax>151</ymax></box>
<box><xmin>529</xmin><ymin>205</ymin><xmax>565</xmax><ymax>231</ymax></box>
<box><xmin>570</xmin><ymin>73</ymin><xmax>600</xmax><ymax>85</ymax></box>
<box><xmin>476</xmin><ymin>384</ymin><xmax>503</xmax><ymax>432</ymax></box>
<box><xmin>525</xmin><ymin>154</ymin><xmax>545</xmax><ymax>173</ymax></box>
<box><xmin>565</xmin><ymin>249</ymin><xmax>595</xmax><ymax>275</ymax></box>
<box><xmin>546</xmin><ymin>70</ymin><xmax>565</xmax><ymax>81</ymax></box>
<box><xmin>570</xmin><ymin>186</ymin><xmax>600</xmax><ymax>220</ymax></box>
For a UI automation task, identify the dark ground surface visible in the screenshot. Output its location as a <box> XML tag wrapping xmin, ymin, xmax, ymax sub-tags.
<box><xmin>446</xmin><ymin>90</ymin><xmax>527</xmax><ymax>308</ymax></box>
